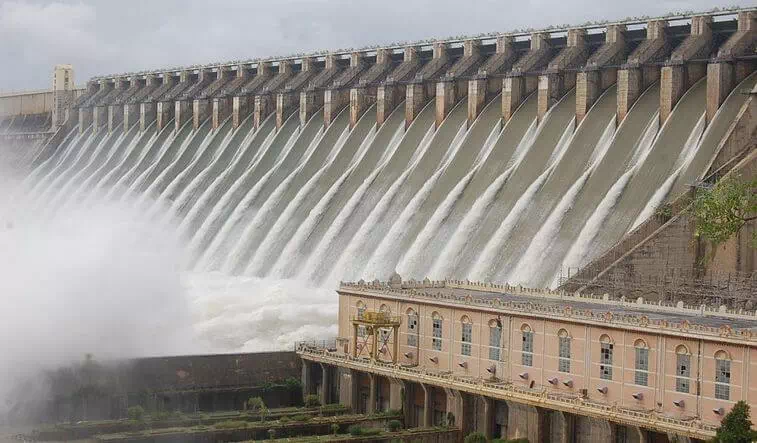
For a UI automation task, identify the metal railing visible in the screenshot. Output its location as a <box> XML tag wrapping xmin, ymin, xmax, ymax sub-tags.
<box><xmin>297</xmin><ymin>347</ymin><xmax>719</xmax><ymax>439</ymax></box>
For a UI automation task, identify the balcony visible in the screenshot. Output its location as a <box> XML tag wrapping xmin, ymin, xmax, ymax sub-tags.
<box><xmin>297</xmin><ymin>347</ymin><xmax>718</xmax><ymax>440</ymax></box>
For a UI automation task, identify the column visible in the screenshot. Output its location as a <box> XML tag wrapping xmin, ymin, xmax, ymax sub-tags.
<box><xmin>301</xmin><ymin>361</ymin><xmax>313</xmax><ymax>399</ymax></box>
<box><xmin>479</xmin><ymin>396</ymin><xmax>494</xmax><ymax>440</ymax></box>
<box><xmin>319</xmin><ymin>363</ymin><xmax>330</xmax><ymax>405</ymax></box>
<box><xmin>421</xmin><ymin>384</ymin><xmax>431</xmax><ymax>428</ymax></box>
<box><xmin>389</xmin><ymin>379</ymin><xmax>404</xmax><ymax>411</ymax></box>
<box><xmin>368</xmin><ymin>374</ymin><xmax>377</xmax><ymax>414</ymax></box>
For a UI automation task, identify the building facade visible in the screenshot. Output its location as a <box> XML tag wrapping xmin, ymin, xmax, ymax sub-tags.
<box><xmin>298</xmin><ymin>277</ymin><xmax>757</xmax><ymax>442</ymax></box>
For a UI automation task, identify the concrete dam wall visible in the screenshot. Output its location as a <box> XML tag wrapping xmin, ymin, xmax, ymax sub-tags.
<box><xmin>9</xmin><ymin>10</ymin><xmax>757</xmax><ymax>304</ymax></box>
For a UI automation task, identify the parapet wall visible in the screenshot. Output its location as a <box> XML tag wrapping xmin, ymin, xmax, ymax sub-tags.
<box><xmin>0</xmin><ymin>88</ymin><xmax>86</xmax><ymax>117</ymax></box>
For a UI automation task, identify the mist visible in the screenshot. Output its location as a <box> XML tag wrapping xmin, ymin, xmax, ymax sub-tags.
<box><xmin>0</xmin><ymin>141</ymin><xmax>197</xmax><ymax>422</ymax></box>
<box><xmin>0</xmin><ymin>138</ymin><xmax>339</xmax><ymax>423</ymax></box>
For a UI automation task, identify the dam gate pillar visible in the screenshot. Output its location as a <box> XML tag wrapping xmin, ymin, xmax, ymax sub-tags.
<box><xmin>707</xmin><ymin>11</ymin><xmax>757</xmax><ymax>122</ymax></box>
<box><xmin>660</xmin><ymin>15</ymin><xmax>714</xmax><ymax>124</ymax></box>
<box><xmin>617</xmin><ymin>19</ymin><xmax>670</xmax><ymax>122</ymax></box>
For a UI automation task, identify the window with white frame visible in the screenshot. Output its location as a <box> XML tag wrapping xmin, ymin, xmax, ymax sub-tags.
<box><xmin>356</xmin><ymin>302</ymin><xmax>365</xmax><ymax>320</ymax></box>
<box><xmin>558</xmin><ymin>329</ymin><xmax>571</xmax><ymax>373</ymax></box>
<box><xmin>461</xmin><ymin>317</ymin><xmax>472</xmax><ymax>356</ymax></box>
<box><xmin>521</xmin><ymin>325</ymin><xmax>533</xmax><ymax>367</ymax></box>
<box><xmin>600</xmin><ymin>335</ymin><xmax>613</xmax><ymax>380</ymax></box>
<box><xmin>357</xmin><ymin>325</ymin><xmax>367</xmax><ymax>338</ymax></box>
<box><xmin>675</xmin><ymin>345</ymin><xmax>690</xmax><ymax>394</ymax></box>
<box><xmin>407</xmin><ymin>311</ymin><xmax>418</xmax><ymax>347</ymax></box>
<box><xmin>715</xmin><ymin>351</ymin><xmax>731</xmax><ymax>401</ymax></box>
<box><xmin>432</xmin><ymin>315</ymin><xmax>442</xmax><ymax>351</ymax></box>
<box><xmin>634</xmin><ymin>340</ymin><xmax>649</xmax><ymax>386</ymax></box>
<box><xmin>489</xmin><ymin>321</ymin><xmax>502</xmax><ymax>361</ymax></box>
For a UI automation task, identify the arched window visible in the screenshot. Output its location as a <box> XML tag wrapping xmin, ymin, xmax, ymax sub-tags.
<box><xmin>460</xmin><ymin>316</ymin><xmax>472</xmax><ymax>356</ymax></box>
<box><xmin>488</xmin><ymin>319</ymin><xmax>502</xmax><ymax>361</ymax></box>
<box><xmin>432</xmin><ymin>312</ymin><xmax>443</xmax><ymax>351</ymax></box>
<box><xmin>599</xmin><ymin>334</ymin><xmax>613</xmax><ymax>380</ymax></box>
<box><xmin>675</xmin><ymin>345</ymin><xmax>691</xmax><ymax>393</ymax></box>
<box><xmin>356</xmin><ymin>301</ymin><xmax>366</xmax><ymax>337</ymax></box>
<box><xmin>715</xmin><ymin>350</ymin><xmax>731</xmax><ymax>400</ymax></box>
<box><xmin>521</xmin><ymin>324</ymin><xmax>533</xmax><ymax>367</ymax></box>
<box><xmin>558</xmin><ymin>329</ymin><xmax>571</xmax><ymax>373</ymax></box>
<box><xmin>406</xmin><ymin>308</ymin><xmax>418</xmax><ymax>347</ymax></box>
<box><xmin>634</xmin><ymin>339</ymin><xmax>649</xmax><ymax>386</ymax></box>
<box><xmin>379</xmin><ymin>304</ymin><xmax>391</xmax><ymax>314</ymax></box>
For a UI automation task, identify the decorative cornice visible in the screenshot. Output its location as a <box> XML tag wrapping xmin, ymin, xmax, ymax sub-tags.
<box><xmin>339</xmin><ymin>278</ymin><xmax>757</xmax><ymax>345</ymax></box>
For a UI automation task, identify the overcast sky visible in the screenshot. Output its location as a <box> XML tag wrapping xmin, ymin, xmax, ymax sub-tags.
<box><xmin>1</xmin><ymin>0</ymin><xmax>754</xmax><ymax>91</ymax></box>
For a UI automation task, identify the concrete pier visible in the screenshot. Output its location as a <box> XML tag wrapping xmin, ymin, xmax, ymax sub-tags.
<box><xmin>140</xmin><ymin>102</ymin><xmax>157</xmax><ymax>131</ymax></box>
<box><xmin>325</xmin><ymin>52</ymin><xmax>365</xmax><ymax>127</ymax></box>
<box><xmin>349</xmin><ymin>48</ymin><xmax>392</xmax><ymax>128</ymax></box>
<box><xmin>192</xmin><ymin>98</ymin><xmax>212</xmax><ymax>130</ymax></box>
<box><xmin>275</xmin><ymin>58</ymin><xmax>314</xmax><ymax>129</ymax></box>
<box><xmin>212</xmin><ymin>64</ymin><xmax>248</xmax><ymax>129</ymax></box>
<box><xmin>79</xmin><ymin>107</ymin><xmax>93</xmax><ymax>133</ymax></box>
<box><xmin>108</xmin><ymin>104</ymin><xmax>123</xmax><ymax>132</ymax></box>
<box><xmin>124</xmin><ymin>75</ymin><xmax>156</xmax><ymax>130</ymax></box>
<box><xmin>376</xmin><ymin>47</ymin><xmax>420</xmax><ymax>126</ymax></box>
<box><xmin>503</xmin><ymin>32</ymin><xmax>552</xmax><ymax>122</ymax></box>
<box><xmin>106</xmin><ymin>78</ymin><xmax>130</xmax><ymax>133</ymax></box>
<box><xmin>233</xmin><ymin>62</ymin><xmax>272</xmax><ymax>128</ymax></box>
<box><xmin>175</xmin><ymin>100</ymin><xmax>191</xmax><ymax>131</ymax></box>
<box><xmin>93</xmin><ymin>105</ymin><xmax>107</xmax><ymax>132</ymax></box>
<box><xmin>253</xmin><ymin>94</ymin><xmax>273</xmax><ymax>129</ymax></box>
<box><xmin>253</xmin><ymin>61</ymin><xmax>293</xmax><ymax>130</ymax></box>
<box><xmin>193</xmin><ymin>68</ymin><xmax>232</xmax><ymax>129</ymax></box>
<box><xmin>660</xmin><ymin>16</ymin><xmax>714</xmax><ymax>124</ymax></box>
<box><xmin>406</xmin><ymin>42</ymin><xmax>449</xmax><ymax>127</ymax></box>
<box><xmin>468</xmin><ymin>36</ymin><xmax>516</xmax><ymax>125</ymax></box>
<box><xmin>617</xmin><ymin>20</ymin><xmax>670</xmax><ymax>122</ymax></box>
<box><xmin>707</xmin><ymin>11</ymin><xmax>756</xmax><ymax>122</ymax></box>
<box><xmin>436</xmin><ymin>40</ymin><xmax>481</xmax><ymax>127</ymax></box>
<box><xmin>300</xmin><ymin>54</ymin><xmax>340</xmax><ymax>126</ymax></box>
<box><xmin>538</xmin><ymin>29</ymin><xmax>588</xmax><ymax>121</ymax></box>
<box><xmin>276</xmin><ymin>92</ymin><xmax>297</xmax><ymax>129</ymax></box>
<box><xmin>576</xmin><ymin>24</ymin><xmax>626</xmax><ymax>123</ymax></box>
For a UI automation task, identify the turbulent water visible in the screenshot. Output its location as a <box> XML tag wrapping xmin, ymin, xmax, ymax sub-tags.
<box><xmin>5</xmin><ymin>73</ymin><xmax>756</xmax><ymax>353</ymax></box>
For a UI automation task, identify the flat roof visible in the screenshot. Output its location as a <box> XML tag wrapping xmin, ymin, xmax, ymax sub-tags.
<box><xmin>339</xmin><ymin>280</ymin><xmax>757</xmax><ymax>341</ymax></box>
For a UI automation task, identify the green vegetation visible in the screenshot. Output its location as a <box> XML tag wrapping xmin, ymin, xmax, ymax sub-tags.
<box><xmin>290</xmin><ymin>414</ymin><xmax>311</xmax><ymax>422</ymax></box>
<box><xmin>304</xmin><ymin>394</ymin><xmax>321</xmax><ymax>408</ymax></box>
<box><xmin>247</xmin><ymin>396</ymin><xmax>268</xmax><ymax>421</ymax></box>
<box><xmin>692</xmin><ymin>176</ymin><xmax>757</xmax><ymax>247</ymax></box>
<box><xmin>711</xmin><ymin>401</ymin><xmax>757</xmax><ymax>443</ymax></box>
<box><xmin>492</xmin><ymin>439</ymin><xmax>529</xmax><ymax>443</ymax></box>
<box><xmin>331</xmin><ymin>423</ymin><xmax>340</xmax><ymax>435</ymax></box>
<box><xmin>387</xmin><ymin>419</ymin><xmax>402</xmax><ymax>432</ymax></box>
<box><xmin>214</xmin><ymin>419</ymin><xmax>248</xmax><ymax>429</ymax></box>
<box><xmin>465</xmin><ymin>431</ymin><xmax>487</xmax><ymax>443</ymax></box>
<box><xmin>126</xmin><ymin>406</ymin><xmax>145</xmax><ymax>422</ymax></box>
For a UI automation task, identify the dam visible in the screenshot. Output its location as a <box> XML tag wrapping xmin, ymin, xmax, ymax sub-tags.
<box><xmin>2</xmin><ymin>8</ymin><xmax>757</xmax><ymax>347</ymax></box>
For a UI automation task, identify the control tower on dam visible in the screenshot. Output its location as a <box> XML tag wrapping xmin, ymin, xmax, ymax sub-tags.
<box><xmin>9</xmin><ymin>7</ymin><xmax>757</xmax><ymax>308</ymax></box>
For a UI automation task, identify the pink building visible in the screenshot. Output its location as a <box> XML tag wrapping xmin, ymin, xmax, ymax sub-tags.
<box><xmin>299</xmin><ymin>277</ymin><xmax>757</xmax><ymax>442</ymax></box>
